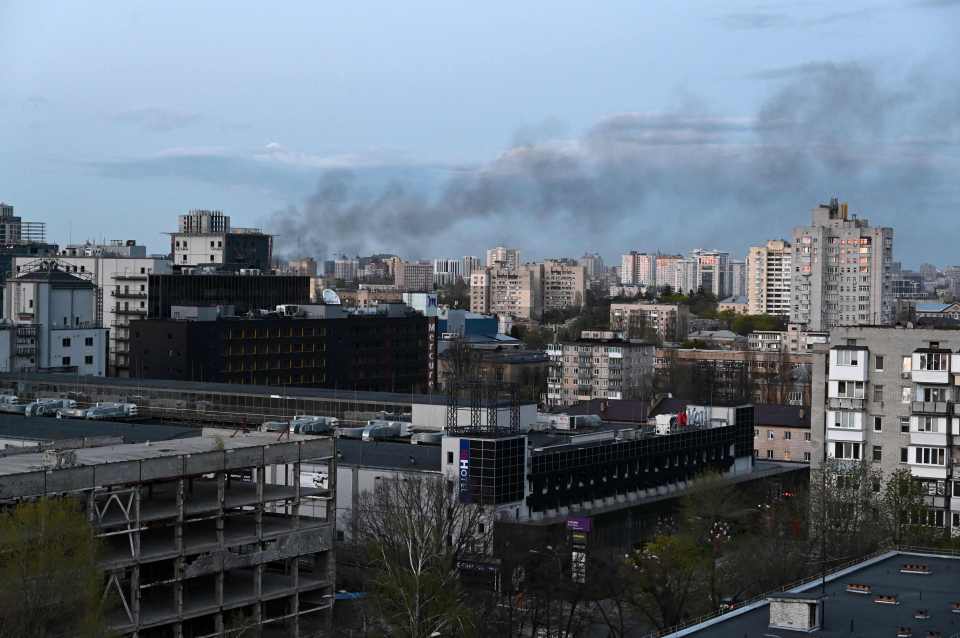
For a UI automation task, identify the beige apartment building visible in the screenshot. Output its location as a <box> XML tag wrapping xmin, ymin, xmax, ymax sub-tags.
<box><xmin>470</xmin><ymin>265</ymin><xmax>542</xmax><ymax>320</ymax></box>
<box><xmin>542</xmin><ymin>260</ymin><xmax>586</xmax><ymax>311</ymax></box>
<box><xmin>609</xmin><ymin>302</ymin><xmax>689</xmax><ymax>342</ymax></box>
<box><xmin>546</xmin><ymin>331</ymin><xmax>656</xmax><ymax>408</ymax></box>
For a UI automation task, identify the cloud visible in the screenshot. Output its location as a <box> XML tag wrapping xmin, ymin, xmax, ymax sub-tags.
<box><xmin>717</xmin><ymin>5</ymin><xmax>891</xmax><ymax>30</ymax></box>
<box><xmin>113</xmin><ymin>107</ymin><xmax>202</xmax><ymax>132</ymax></box>
<box><xmin>264</xmin><ymin>61</ymin><xmax>959</xmax><ymax>261</ymax></box>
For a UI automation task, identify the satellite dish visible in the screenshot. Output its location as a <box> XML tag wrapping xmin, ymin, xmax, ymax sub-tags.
<box><xmin>322</xmin><ymin>289</ymin><xmax>342</xmax><ymax>305</ymax></box>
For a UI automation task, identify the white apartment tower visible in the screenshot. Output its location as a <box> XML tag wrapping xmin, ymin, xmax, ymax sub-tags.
<box><xmin>747</xmin><ymin>240</ymin><xmax>793</xmax><ymax>316</ymax></box>
<box><xmin>620</xmin><ymin>252</ymin><xmax>656</xmax><ymax>286</ymax></box>
<box><xmin>791</xmin><ymin>198</ymin><xmax>893</xmax><ymax>330</ymax></box>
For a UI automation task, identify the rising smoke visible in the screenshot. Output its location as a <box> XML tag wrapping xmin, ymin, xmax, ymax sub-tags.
<box><xmin>267</xmin><ymin>62</ymin><xmax>958</xmax><ymax>260</ymax></box>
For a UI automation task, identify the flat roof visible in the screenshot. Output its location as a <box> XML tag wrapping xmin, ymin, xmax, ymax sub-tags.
<box><xmin>0</xmin><ymin>414</ymin><xmax>197</xmax><ymax>444</ymax></box>
<box><xmin>0</xmin><ymin>372</ymin><xmax>534</xmax><ymax>407</ymax></box>
<box><xmin>672</xmin><ymin>551</ymin><xmax>960</xmax><ymax>637</ymax></box>
<box><xmin>336</xmin><ymin>437</ymin><xmax>441</xmax><ymax>471</ymax></box>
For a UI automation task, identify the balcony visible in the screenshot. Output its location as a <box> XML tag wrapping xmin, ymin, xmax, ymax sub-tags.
<box><xmin>911</xmin><ymin>401</ymin><xmax>949</xmax><ymax>414</ymax></box>
<box><xmin>829</xmin><ymin>348</ymin><xmax>868</xmax><ymax>382</ymax></box>
<box><xmin>908</xmin><ymin>465</ymin><xmax>948</xmax><ymax>480</ymax></box>
<box><xmin>828</xmin><ymin>397</ymin><xmax>865</xmax><ymax>410</ymax></box>
<box><xmin>910</xmin><ymin>431</ymin><xmax>948</xmax><ymax>447</ymax></box>
<box><xmin>115</xmin><ymin>307</ymin><xmax>147</xmax><ymax>316</ymax></box>
<box><xmin>826</xmin><ymin>428</ymin><xmax>865</xmax><ymax>443</ymax></box>
<box><xmin>111</xmin><ymin>290</ymin><xmax>148</xmax><ymax>299</ymax></box>
<box><xmin>112</xmin><ymin>273</ymin><xmax>148</xmax><ymax>281</ymax></box>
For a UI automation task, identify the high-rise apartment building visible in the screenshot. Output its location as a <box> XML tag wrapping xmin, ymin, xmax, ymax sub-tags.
<box><xmin>812</xmin><ymin>326</ymin><xmax>959</xmax><ymax>535</ymax></box>
<box><xmin>486</xmin><ymin>247</ymin><xmax>520</xmax><ymax>272</ymax></box>
<box><xmin>578</xmin><ymin>253</ymin><xmax>605</xmax><ymax>281</ymax></box>
<box><xmin>461</xmin><ymin>255</ymin><xmax>482</xmax><ymax>277</ymax></box>
<box><xmin>470</xmin><ymin>266</ymin><xmax>541</xmax><ymax>320</ymax></box>
<box><xmin>729</xmin><ymin>259</ymin><xmax>746</xmax><ymax>299</ymax></box>
<box><xmin>394</xmin><ymin>260</ymin><xmax>434</xmax><ymax>291</ymax></box>
<box><xmin>545</xmin><ymin>331</ymin><xmax>656</xmax><ymax>407</ymax></box>
<box><xmin>654</xmin><ymin>255</ymin><xmax>682</xmax><ymax>292</ymax></box>
<box><xmin>432</xmin><ymin>258</ymin><xmax>463</xmax><ymax>286</ymax></box>
<box><xmin>790</xmin><ymin>198</ymin><xmax>894</xmax><ymax>330</ymax></box>
<box><xmin>0</xmin><ymin>202</ymin><xmax>45</xmax><ymax>244</ymax></box>
<box><xmin>620</xmin><ymin>252</ymin><xmax>656</xmax><ymax>286</ymax></box>
<box><xmin>690</xmin><ymin>249</ymin><xmax>729</xmax><ymax>298</ymax></box>
<box><xmin>170</xmin><ymin>210</ymin><xmax>272</xmax><ymax>271</ymax></box>
<box><xmin>747</xmin><ymin>240</ymin><xmax>793</xmax><ymax>316</ymax></box>
<box><xmin>542</xmin><ymin>260</ymin><xmax>586</xmax><ymax>311</ymax></box>
<box><xmin>334</xmin><ymin>256</ymin><xmax>359</xmax><ymax>282</ymax></box>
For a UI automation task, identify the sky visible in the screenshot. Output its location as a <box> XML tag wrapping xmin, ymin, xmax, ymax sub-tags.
<box><xmin>1</xmin><ymin>1</ymin><xmax>958</xmax><ymax>266</ymax></box>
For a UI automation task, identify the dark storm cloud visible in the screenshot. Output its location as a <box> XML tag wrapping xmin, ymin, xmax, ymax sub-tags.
<box><xmin>268</xmin><ymin>61</ymin><xmax>958</xmax><ymax>259</ymax></box>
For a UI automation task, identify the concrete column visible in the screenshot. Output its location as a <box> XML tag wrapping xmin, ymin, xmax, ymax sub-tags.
<box><xmin>217</xmin><ymin>471</ymin><xmax>225</xmax><ymax>548</ymax></box>
<box><xmin>293</xmin><ymin>460</ymin><xmax>301</xmax><ymax>528</ymax></box>
<box><xmin>256</xmin><ymin>465</ymin><xmax>264</xmax><ymax>542</ymax></box>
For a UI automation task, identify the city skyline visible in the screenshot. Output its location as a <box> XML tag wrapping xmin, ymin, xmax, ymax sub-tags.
<box><xmin>2</xmin><ymin>2</ymin><xmax>959</xmax><ymax>263</ymax></box>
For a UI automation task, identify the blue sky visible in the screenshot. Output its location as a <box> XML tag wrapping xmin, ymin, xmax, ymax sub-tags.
<box><xmin>1</xmin><ymin>1</ymin><xmax>958</xmax><ymax>265</ymax></box>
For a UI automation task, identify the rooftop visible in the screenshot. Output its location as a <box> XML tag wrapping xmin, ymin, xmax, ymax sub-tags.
<box><xmin>0</xmin><ymin>414</ymin><xmax>197</xmax><ymax>444</ymax></box>
<box><xmin>0</xmin><ymin>371</ymin><xmax>534</xmax><ymax>408</ymax></box>
<box><xmin>670</xmin><ymin>550</ymin><xmax>960</xmax><ymax>637</ymax></box>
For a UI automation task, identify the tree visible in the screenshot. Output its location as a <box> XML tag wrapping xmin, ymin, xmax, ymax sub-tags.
<box><xmin>439</xmin><ymin>280</ymin><xmax>470</xmax><ymax>309</ymax></box>
<box><xmin>624</xmin><ymin>533</ymin><xmax>707</xmax><ymax>630</ymax></box>
<box><xmin>355</xmin><ymin>475</ymin><xmax>490</xmax><ymax>638</ymax></box>
<box><xmin>0</xmin><ymin>497</ymin><xmax>105</xmax><ymax>638</ymax></box>
<box><xmin>880</xmin><ymin>468</ymin><xmax>929</xmax><ymax>547</ymax></box>
<box><xmin>808</xmin><ymin>458</ymin><xmax>884</xmax><ymax>565</ymax></box>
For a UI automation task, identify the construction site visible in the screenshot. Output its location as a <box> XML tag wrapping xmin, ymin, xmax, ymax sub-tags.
<box><xmin>0</xmin><ymin>431</ymin><xmax>336</xmax><ymax>637</ymax></box>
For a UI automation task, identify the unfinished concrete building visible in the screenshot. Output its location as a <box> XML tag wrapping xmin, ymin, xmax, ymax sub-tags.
<box><xmin>0</xmin><ymin>432</ymin><xmax>335</xmax><ymax>637</ymax></box>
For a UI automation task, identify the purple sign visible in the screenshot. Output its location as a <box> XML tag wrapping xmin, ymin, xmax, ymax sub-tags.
<box><xmin>566</xmin><ymin>517</ymin><xmax>592</xmax><ymax>533</ymax></box>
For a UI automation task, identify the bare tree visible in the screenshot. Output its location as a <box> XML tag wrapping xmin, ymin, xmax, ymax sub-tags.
<box><xmin>808</xmin><ymin>458</ymin><xmax>884</xmax><ymax>565</ymax></box>
<box><xmin>355</xmin><ymin>475</ymin><xmax>490</xmax><ymax>638</ymax></box>
<box><xmin>0</xmin><ymin>497</ymin><xmax>105</xmax><ymax>638</ymax></box>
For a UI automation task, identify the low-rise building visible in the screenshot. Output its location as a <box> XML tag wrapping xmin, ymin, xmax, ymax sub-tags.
<box><xmin>718</xmin><ymin>296</ymin><xmax>749</xmax><ymax>315</ymax></box>
<box><xmin>546</xmin><ymin>331</ymin><xmax>655</xmax><ymax>408</ymax></box>
<box><xmin>1</xmin><ymin>261</ymin><xmax>108</xmax><ymax>375</ymax></box>
<box><xmin>129</xmin><ymin>304</ymin><xmax>435</xmax><ymax>392</ymax></box>
<box><xmin>751</xmin><ymin>404</ymin><xmax>812</xmax><ymax>463</ymax></box>
<box><xmin>785</xmin><ymin>323</ymin><xmax>829</xmax><ymax>353</ymax></box>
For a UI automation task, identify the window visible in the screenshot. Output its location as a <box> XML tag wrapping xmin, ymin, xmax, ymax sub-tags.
<box><xmin>837</xmin><ymin>381</ymin><xmax>865</xmax><ymax>398</ymax></box>
<box><xmin>874</xmin><ymin>355</ymin><xmax>884</xmax><ymax>371</ymax></box>
<box><xmin>873</xmin><ymin>416</ymin><xmax>882</xmax><ymax>432</ymax></box>
<box><xmin>873</xmin><ymin>385</ymin><xmax>883</xmax><ymax>402</ymax></box>
<box><xmin>803</xmin><ymin>452</ymin><xmax>811</xmax><ymax>462</ymax></box>
<box><xmin>209</xmin><ymin>255</ymin><xmax>215</xmax><ymax>262</ymax></box>
<box><xmin>446</xmin><ymin>451</ymin><xmax>454</xmax><ymax>464</ymax></box>
<box><xmin>954</xmin><ymin>481</ymin><xmax>960</xmax><ymax>497</ymax></box>
<box><xmin>753</xmin><ymin>449</ymin><xmax>759</xmax><ymax>457</ymax></box>
<box><xmin>783</xmin><ymin>451</ymin><xmax>792</xmax><ymax>461</ymax></box>
<box><xmin>61</xmin><ymin>338</ymin><xmax>71</xmax><ymax>347</ymax></box>
<box><xmin>901</xmin><ymin>387</ymin><xmax>911</xmax><ymax>403</ymax></box>
<box><xmin>872</xmin><ymin>446</ymin><xmax>882</xmax><ymax>462</ymax></box>
<box><xmin>754</xmin><ymin>429</ymin><xmax>758</xmax><ymax>438</ymax></box>
<box><xmin>61</xmin><ymin>356</ymin><xmax>71</xmax><ymax>366</ymax></box>
<box><xmin>210</xmin><ymin>240</ymin><xmax>215</xmax><ymax>248</ymax></box>
<box><xmin>833</xmin><ymin>442</ymin><xmax>861</xmax><ymax>460</ymax></box>
<box><xmin>84</xmin><ymin>337</ymin><xmax>93</xmax><ymax>346</ymax></box>
<box><xmin>784</xmin><ymin>431</ymin><xmax>792</xmax><ymax>440</ymax></box>
<box><xmin>922</xmin><ymin>387</ymin><xmax>946</xmax><ymax>402</ymax></box>
<box><xmin>917</xmin><ymin>416</ymin><xmax>940</xmax><ymax>433</ymax></box>
<box><xmin>833</xmin><ymin>411</ymin><xmax>858</xmax><ymax>429</ymax></box>
<box><xmin>84</xmin><ymin>355</ymin><xmax>93</xmax><ymax>365</ymax></box>
<box><xmin>766</xmin><ymin>450</ymin><xmax>774</xmax><ymax>459</ymax></box>
<box><xmin>767</xmin><ymin>430</ymin><xmax>775</xmax><ymax>440</ymax></box>
<box><xmin>913</xmin><ymin>447</ymin><xmax>946</xmax><ymax>465</ymax></box>
<box><xmin>918</xmin><ymin>352</ymin><xmax>948</xmax><ymax>371</ymax></box>
<box><xmin>836</xmin><ymin>349</ymin><xmax>859</xmax><ymax>366</ymax></box>
<box><xmin>900</xmin><ymin>416</ymin><xmax>910</xmax><ymax>433</ymax></box>
<box><xmin>900</xmin><ymin>447</ymin><xmax>909</xmax><ymax>463</ymax></box>
<box><xmin>902</xmin><ymin>356</ymin><xmax>911</xmax><ymax>373</ymax></box>
<box><xmin>804</xmin><ymin>432</ymin><xmax>811</xmax><ymax>441</ymax></box>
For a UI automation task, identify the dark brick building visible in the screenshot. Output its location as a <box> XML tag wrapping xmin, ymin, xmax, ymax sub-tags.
<box><xmin>128</xmin><ymin>312</ymin><xmax>435</xmax><ymax>392</ymax></box>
